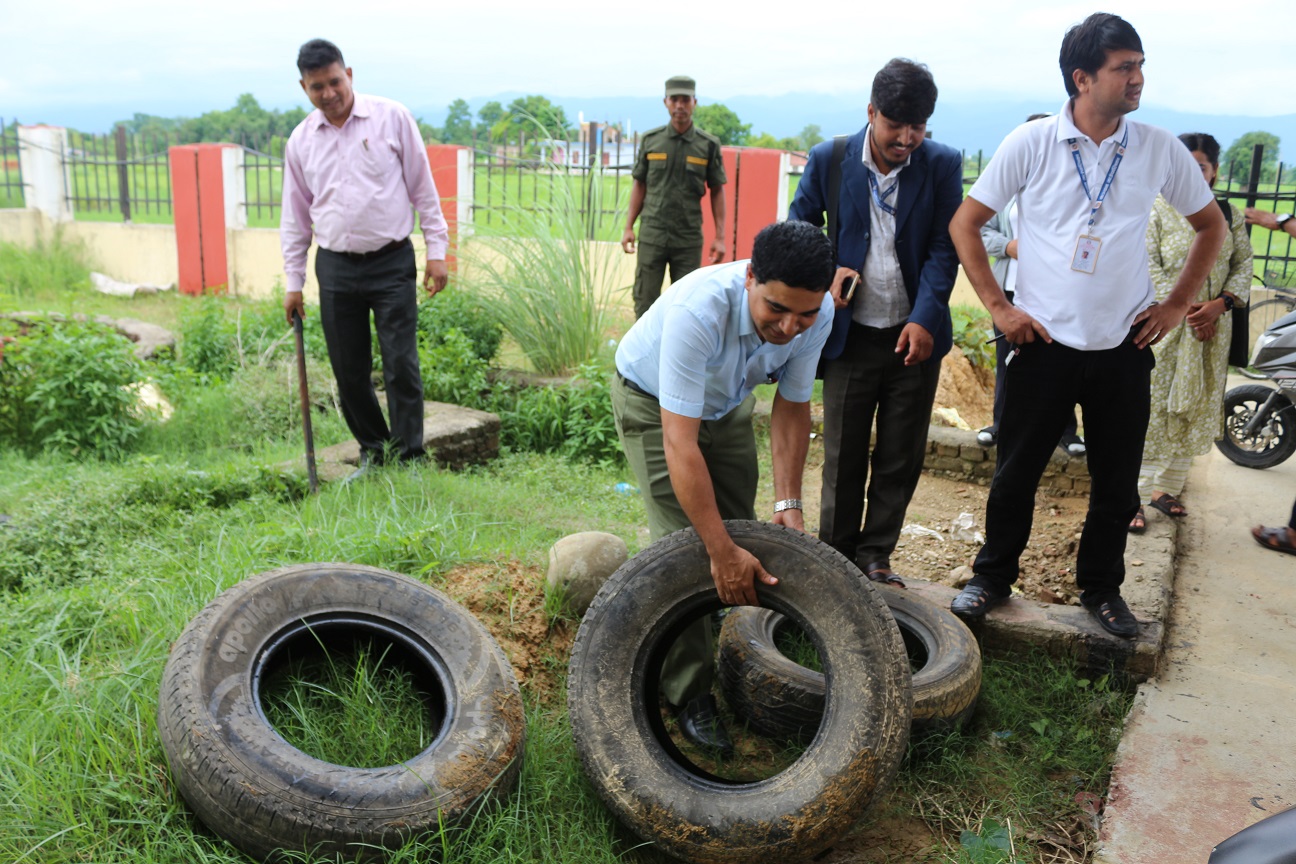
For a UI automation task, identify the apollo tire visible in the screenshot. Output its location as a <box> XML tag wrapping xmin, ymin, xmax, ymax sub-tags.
<box><xmin>567</xmin><ymin>521</ymin><xmax>911</xmax><ymax>864</ymax></box>
<box><xmin>719</xmin><ymin>589</ymin><xmax>982</xmax><ymax>741</ymax></box>
<box><xmin>156</xmin><ymin>563</ymin><xmax>525</xmax><ymax>861</ymax></box>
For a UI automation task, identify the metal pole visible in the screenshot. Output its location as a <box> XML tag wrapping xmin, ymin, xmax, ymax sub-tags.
<box><xmin>292</xmin><ymin>310</ymin><xmax>319</xmax><ymax>494</ymax></box>
<box><xmin>115</xmin><ymin>125</ymin><xmax>131</xmax><ymax>222</ymax></box>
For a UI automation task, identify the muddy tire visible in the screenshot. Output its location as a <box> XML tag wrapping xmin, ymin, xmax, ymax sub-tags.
<box><xmin>157</xmin><ymin>563</ymin><xmax>525</xmax><ymax>861</ymax></box>
<box><xmin>567</xmin><ymin>521</ymin><xmax>911</xmax><ymax>864</ymax></box>
<box><xmin>719</xmin><ymin>589</ymin><xmax>981</xmax><ymax>740</ymax></box>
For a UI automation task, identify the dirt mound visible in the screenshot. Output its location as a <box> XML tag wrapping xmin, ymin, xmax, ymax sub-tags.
<box><xmin>933</xmin><ymin>346</ymin><xmax>994</xmax><ymax>431</ymax></box>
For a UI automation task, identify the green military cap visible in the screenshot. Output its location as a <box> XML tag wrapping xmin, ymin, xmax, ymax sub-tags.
<box><xmin>664</xmin><ymin>75</ymin><xmax>696</xmax><ymax>97</ymax></box>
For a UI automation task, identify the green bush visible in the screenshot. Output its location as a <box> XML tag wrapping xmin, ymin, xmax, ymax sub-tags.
<box><xmin>0</xmin><ymin>318</ymin><xmax>146</xmax><ymax>458</ymax></box>
<box><xmin>178</xmin><ymin>296</ymin><xmax>329</xmax><ymax>381</ymax></box>
<box><xmin>951</xmin><ymin>305</ymin><xmax>995</xmax><ymax>369</ymax></box>
<box><xmin>417</xmin><ymin>288</ymin><xmax>502</xmax><ymax>363</ymax></box>
<box><xmin>420</xmin><ymin>328</ymin><xmax>491</xmax><ymax>405</ymax></box>
<box><xmin>487</xmin><ymin>363</ymin><xmax>623</xmax><ymax>467</ymax></box>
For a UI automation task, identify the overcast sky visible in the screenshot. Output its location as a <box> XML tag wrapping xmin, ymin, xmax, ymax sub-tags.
<box><xmin>4</xmin><ymin>0</ymin><xmax>1294</xmax><ymax>127</ymax></box>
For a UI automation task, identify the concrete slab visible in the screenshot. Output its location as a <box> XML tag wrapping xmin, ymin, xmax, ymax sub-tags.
<box><xmin>1096</xmin><ymin>443</ymin><xmax>1296</xmax><ymax>863</ymax></box>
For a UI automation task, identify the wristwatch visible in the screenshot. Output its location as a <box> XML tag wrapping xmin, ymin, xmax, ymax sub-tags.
<box><xmin>1278</xmin><ymin>213</ymin><xmax>1293</xmax><ymax>230</ymax></box>
<box><xmin>1220</xmin><ymin>294</ymin><xmax>1236</xmax><ymax>312</ymax></box>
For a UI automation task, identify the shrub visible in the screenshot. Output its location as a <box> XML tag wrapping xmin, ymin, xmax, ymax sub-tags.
<box><xmin>178</xmin><ymin>296</ymin><xmax>329</xmax><ymax>381</ymax></box>
<box><xmin>178</xmin><ymin>296</ymin><xmax>238</xmax><ymax>379</ymax></box>
<box><xmin>487</xmin><ymin>363</ymin><xmax>624</xmax><ymax>467</ymax></box>
<box><xmin>419</xmin><ymin>328</ymin><xmax>491</xmax><ymax>406</ymax></box>
<box><xmin>0</xmin><ymin>318</ymin><xmax>146</xmax><ymax>458</ymax></box>
<box><xmin>417</xmin><ymin>288</ymin><xmax>502</xmax><ymax>363</ymax></box>
<box><xmin>951</xmin><ymin>305</ymin><xmax>995</xmax><ymax>370</ymax></box>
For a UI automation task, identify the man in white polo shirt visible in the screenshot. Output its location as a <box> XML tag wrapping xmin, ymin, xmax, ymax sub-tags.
<box><xmin>946</xmin><ymin>13</ymin><xmax>1226</xmax><ymax>638</ymax></box>
<box><xmin>612</xmin><ymin>219</ymin><xmax>834</xmax><ymax>751</ymax></box>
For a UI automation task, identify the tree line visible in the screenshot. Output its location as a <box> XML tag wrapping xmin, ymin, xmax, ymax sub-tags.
<box><xmin>96</xmin><ymin>97</ymin><xmax>1282</xmax><ymax>179</ymax></box>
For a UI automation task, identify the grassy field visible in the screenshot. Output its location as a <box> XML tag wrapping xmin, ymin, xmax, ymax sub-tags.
<box><xmin>0</xmin><ymin>236</ymin><xmax>1139</xmax><ymax>863</ymax></box>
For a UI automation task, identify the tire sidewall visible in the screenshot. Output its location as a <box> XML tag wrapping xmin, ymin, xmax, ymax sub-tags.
<box><xmin>567</xmin><ymin>522</ymin><xmax>911</xmax><ymax>864</ymax></box>
<box><xmin>158</xmin><ymin>563</ymin><xmax>524</xmax><ymax>859</ymax></box>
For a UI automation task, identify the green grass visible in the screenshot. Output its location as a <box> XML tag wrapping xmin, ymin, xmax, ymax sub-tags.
<box><xmin>0</xmin><ymin>240</ymin><xmax>1136</xmax><ymax>862</ymax></box>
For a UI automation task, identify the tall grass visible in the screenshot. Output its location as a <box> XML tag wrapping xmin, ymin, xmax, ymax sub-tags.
<box><xmin>0</xmin><ymin>230</ymin><xmax>91</xmax><ymax>298</ymax></box>
<box><xmin>460</xmin><ymin>120</ymin><xmax>627</xmax><ymax>376</ymax></box>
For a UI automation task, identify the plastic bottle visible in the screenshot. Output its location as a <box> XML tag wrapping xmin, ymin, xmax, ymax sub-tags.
<box><xmin>614</xmin><ymin>482</ymin><xmax>638</xmax><ymax>496</ymax></box>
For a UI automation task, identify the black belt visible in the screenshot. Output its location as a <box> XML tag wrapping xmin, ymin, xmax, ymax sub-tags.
<box><xmin>323</xmin><ymin>237</ymin><xmax>409</xmax><ymax>261</ymax></box>
<box><xmin>617</xmin><ymin>371</ymin><xmax>654</xmax><ymax>398</ymax></box>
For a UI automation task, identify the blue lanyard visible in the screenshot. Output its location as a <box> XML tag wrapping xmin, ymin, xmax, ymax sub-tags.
<box><xmin>866</xmin><ymin>169</ymin><xmax>899</xmax><ymax>216</ymax></box>
<box><xmin>1068</xmin><ymin>126</ymin><xmax>1128</xmax><ymax>232</ymax></box>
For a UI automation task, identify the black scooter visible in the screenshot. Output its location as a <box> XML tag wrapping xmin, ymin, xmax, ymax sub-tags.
<box><xmin>1210</xmin><ymin>805</ymin><xmax>1296</xmax><ymax>863</ymax></box>
<box><xmin>1216</xmin><ymin>308</ymin><xmax>1296</xmax><ymax>469</ymax></box>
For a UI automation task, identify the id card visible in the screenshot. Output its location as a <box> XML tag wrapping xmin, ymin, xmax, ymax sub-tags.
<box><xmin>1071</xmin><ymin>234</ymin><xmax>1102</xmax><ymax>274</ymax></box>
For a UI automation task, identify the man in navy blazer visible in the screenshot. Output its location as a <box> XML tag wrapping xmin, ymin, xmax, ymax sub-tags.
<box><xmin>788</xmin><ymin>58</ymin><xmax>962</xmax><ymax>584</ymax></box>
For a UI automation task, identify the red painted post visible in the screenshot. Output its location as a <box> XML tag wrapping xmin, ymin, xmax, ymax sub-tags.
<box><xmin>702</xmin><ymin>147</ymin><xmax>740</xmax><ymax>263</ymax></box>
<box><xmin>730</xmin><ymin>147</ymin><xmax>784</xmax><ymax>261</ymax></box>
<box><xmin>195</xmin><ymin>144</ymin><xmax>229</xmax><ymax>292</ymax></box>
<box><xmin>426</xmin><ymin>144</ymin><xmax>467</xmax><ymax>268</ymax></box>
<box><xmin>169</xmin><ymin>143</ymin><xmax>231</xmax><ymax>295</ymax></box>
<box><xmin>169</xmin><ymin>145</ymin><xmax>204</xmax><ymax>296</ymax></box>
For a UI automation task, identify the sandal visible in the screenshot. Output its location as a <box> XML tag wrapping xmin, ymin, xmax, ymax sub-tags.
<box><xmin>1083</xmin><ymin>595</ymin><xmax>1139</xmax><ymax>639</ymax></box>
<box><xmin>1148</xmin><ymin>493</ymin><xmax>1187</xmax><ymax>518</ymax></box>
<box><xmin>1252</xmin><ymin>525</ymin><xmax>1296</xmax><ymax>556</ymax></box>
<box><xmin>1128</xmin><ymin>506</ymin><xmax>1146</xmax><ymax>534</ymax></box>
<box><xmin>862</xmin><ymin>560</ymin><xmax>906</xmax><ymax>588</ymax></box>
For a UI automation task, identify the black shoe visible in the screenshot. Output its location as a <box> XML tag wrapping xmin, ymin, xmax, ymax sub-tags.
<box><xmin>1059</xmin><ymin>432</ymin><xmax>1086</xmax><ymax>456</ymax></box>
<box><xmin>677</xmin><ymin>695</ymin><xmax>734</xmax><ymax>756</ymax></box>
<box><xmin>977</xmin><ymin>426</ymin><xmax>997</xmax><ymax>446</ymax></box>
<box><xmin>950</xmin><ymin>583</ymin><xmax>1009</xmax><ymax>620</ymax></box>
<box><xmin>1083</xmin><ymin>594</ymin><xmax>1139</xmax><ymax>639</ymax></box>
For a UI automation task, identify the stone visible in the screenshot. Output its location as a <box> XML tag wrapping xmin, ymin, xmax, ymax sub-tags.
<box><xmin>546</xmin><ymin>532</ymin><xmax>629</xmax><ymax>616</ymax></box>
<box><xmin>949</xmin><ymin>564</ymin><xmax>974</xmax><ymax>587</ymax></box>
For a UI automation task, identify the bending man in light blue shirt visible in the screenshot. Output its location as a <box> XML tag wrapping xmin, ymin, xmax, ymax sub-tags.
<box><xmin>612</xmin><ymin>219</ymin><xmax>835</xmax><ymax>753</ymax></box>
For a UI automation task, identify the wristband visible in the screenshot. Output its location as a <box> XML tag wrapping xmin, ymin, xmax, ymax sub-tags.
<box><xmin>1220</xmin><ymin>294</ymin><xmax>1236</xmax><ymax>312</ymax></box>
<box><xmin>773</xmin><ymin>499</ymin><xmax>803</xmax><ymax>513</ymax></box>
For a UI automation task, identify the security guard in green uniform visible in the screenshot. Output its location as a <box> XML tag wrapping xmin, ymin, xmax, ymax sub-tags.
<box><xmin>621</xmin><ymin>75</ymin><xmax>728</xmax><ymax>319</ymax></box>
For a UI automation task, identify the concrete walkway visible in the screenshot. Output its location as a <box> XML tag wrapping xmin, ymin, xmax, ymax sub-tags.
<box><xmin>1097</xmin><ymin>407</ymin><xmax>1296</xmax><ymax>862</ymax></box>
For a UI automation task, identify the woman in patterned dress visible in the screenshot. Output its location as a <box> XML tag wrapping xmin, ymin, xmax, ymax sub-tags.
<box><xmin>1130</xmin><ymin>133</ymin><xmax>1252</xmax><ymax>532</ymax></box>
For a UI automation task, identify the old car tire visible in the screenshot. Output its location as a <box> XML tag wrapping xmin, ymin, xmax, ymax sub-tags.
<box><xmin>157</xmin><ymin>563</ymin><xmax>525</xmax><ymax>861</ymax></box>
<box><xmin>718</xmin><ymin>589</ymin><xmax>981</xmax><ymax>741</ymax></box>
<box><xmin>567</xmin><ymin>521</ymin><xmax>911</xmax><ymax>864</ymax></box>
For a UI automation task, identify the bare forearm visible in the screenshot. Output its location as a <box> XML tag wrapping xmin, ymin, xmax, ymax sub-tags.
<box><xmin>769</xmin><ymin>394</ymin><xmax>809</xmax><ymax>501</ymax></box>
<box><xmin>1166</xmin><ymin>221</ymin><xmax>1228</xmax><ymax>308</ymax></box>
<box><xmin>625</xmin><ymin>181</ymin><xmax>646</xmax><ymax>231</ymax></box>
<box><xmin>951</xmin><ymin>208</ymin><xmax>1010</xmax><ymax>315</ymax></box>
<box><xmin>710</xmin><ymin>188</ymin><xmax>726</xmax><ymax>236</ymax></box>
<box><xmin>665</xmin><ymin>436</ymin><xmax>734</xmax><ymax>555</ymax></box>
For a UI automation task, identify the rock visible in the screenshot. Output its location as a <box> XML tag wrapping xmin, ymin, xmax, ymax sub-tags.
<box><xmin>1036</xmin><ymin>586</ymin><xmax>1065</xmax><ymax>604</ymax></box>
<box><xmin>113</xmin><ymin>317</ymin><xmax>176</xmax><ymax>359</ymax></box>
<box><xmin>934</xmin><ymin>345</ymin><xmax>994</xmax><ymax>431</ymax></box>
<box><xmin>948</xmin><ymin>564</ymin><xmax>974</xmax><ymax>587</ymax></box>
<box><xmin>546</xmin><ymin>532</ymin><xmax>629</xmax><ymax>616</ymax></box>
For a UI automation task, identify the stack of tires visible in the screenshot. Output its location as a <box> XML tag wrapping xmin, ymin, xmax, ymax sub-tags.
<box><xmin>566</xmin><ymin>522</ymin><xmax>981</xmax><ymax>864</ymax></box>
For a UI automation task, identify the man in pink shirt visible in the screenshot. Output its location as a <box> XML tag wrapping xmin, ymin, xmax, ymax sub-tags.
<box><xmin>281</xmin><ymin>38</ymin><xmax>449</xmax><ymax>478</ymax></box>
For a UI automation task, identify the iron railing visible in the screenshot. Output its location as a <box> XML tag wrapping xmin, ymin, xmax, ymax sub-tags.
<box><xmin>1219</xmin><ymin>144</ymin><xmax>1295</xmax><ymax>287</ymax></box>
<box><xmin>470</xmin><ymin>125</ymin><xmax>636</xmax><ymax>240</ymax></box>
<box><xmin>240</xmin><ymin>146</ymin><xmax>283</xmax><ymax>228</ymax></box>
<box><xmin>63</xmin><ymin>127</ymin><xmax>174</xmax><ymax>221</ymax></box>
<box><xmin>0</xmin><ymin>118</ymin><xmax>23</xmax><ymax>208</ymax></box>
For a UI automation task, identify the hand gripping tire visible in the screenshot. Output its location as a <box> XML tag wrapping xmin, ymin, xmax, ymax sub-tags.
<box><xmin>718</xmin><ymin>590</ymin><xmax>981</xmax><ymax>741</ymax></box>
<box><xmin>157</xmin><ymin>564</ymin><xmax>525</xmax><ymax>862</ymax></box>
<box><xmin>567</xmin><ymin>521</ymin><xmax>911</xmax><ymax>864</ymax></box>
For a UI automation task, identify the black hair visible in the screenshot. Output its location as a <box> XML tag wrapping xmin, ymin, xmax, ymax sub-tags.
<box><xmin>750</xmin><ymin>221</ymin><xmax>834</xmax><ymax>293</ymax></box>
<box><xmin>870</xmin><ymin>59</ymin><xmax>938</xmax><ymax>125</ymax></box>
<box><xmin>297</xmin><ymin>39</ymin><xmax>345</xmax><ymax>76</ymax></box>
<box><xmin>1179</xmin><ymin>132</ymin><xmax>1221</xmax><ymax>166</ymax></box>
<box><xmin>1059</xmin><ymin>13</ymin><xmax>1142</xmax><ymax>98</ymax></box>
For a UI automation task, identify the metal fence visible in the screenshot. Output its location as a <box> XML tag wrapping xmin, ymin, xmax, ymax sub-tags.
<box><xmin>64</xmin><ymin>127</ymin><xmax>175</xmax><ymax>221</ymax></box>
<box><xmin>241</xmin><ymin>146</ymin><xmax>283</xmax><ymax>228</ymax></box>
<box><xmin>471</xmin><ymin>125</ymin><xmax>637</xmax><ymax>240</ymax></box>
<box><xmin>1</xmin><ymin>118</ymin><xmax>23</xmax><ymax>208</ymax></box>
<box><xmin>1218</xmin><ymin>145</ymin><xmax>1295</xmax><ymax>287</ymax></box>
